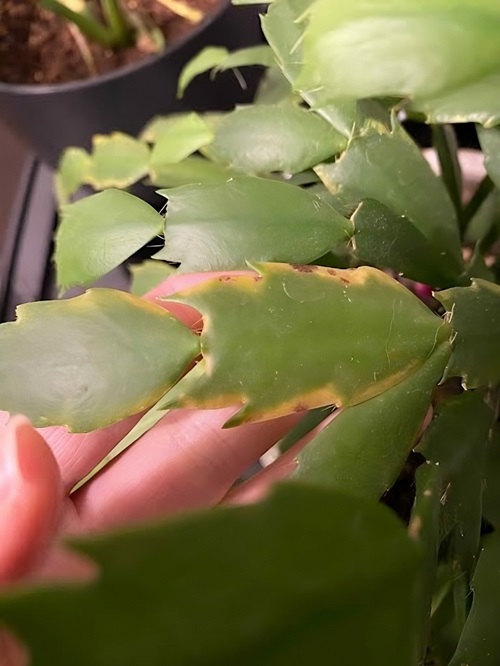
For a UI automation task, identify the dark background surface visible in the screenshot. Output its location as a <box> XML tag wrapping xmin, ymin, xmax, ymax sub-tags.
<box><xmin>0</xmin><ymin>121</ymin><xmax>31</xmax><ymax>320</ymax></box>
<box><xmin>0</xmin><ymin>119</ymin><xmax>133</xmax><ymax>322</ymax></box>
<box><xmin>0</xmin><ymin>121</ymin><xmax>28</xmax><ymax>242</ymax></box>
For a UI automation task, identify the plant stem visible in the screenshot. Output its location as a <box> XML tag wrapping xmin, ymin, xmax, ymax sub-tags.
<box><xmin>101</xmin><ymin>0</ymin><xmax>134</xmax><ymax>47</ymax></box>
<box><xmin>432</xmin><ymin>124</ymin><xmax>462</xmax><ymax>217</ymax></box>
<box><xmin>461</xmin><ymin>175</ymin><xmax>495</xmax><ymax>236</ymax></box>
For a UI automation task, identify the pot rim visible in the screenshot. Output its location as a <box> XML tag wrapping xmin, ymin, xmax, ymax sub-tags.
<box><xmin>0</xmin><ymin>0</ymin><xmax>230</xmax><ymax>97</ymax></box>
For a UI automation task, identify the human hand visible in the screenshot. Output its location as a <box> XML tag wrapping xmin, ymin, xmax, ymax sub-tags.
<box><xmin>0</xmin><ymin>271</ymin><xmax>316</xmax><ymax>663</ymax></box>
<box><xmin>0</xmin><ymin>270</ymin><xmax>307</xmax><ymax>583</ymax></box>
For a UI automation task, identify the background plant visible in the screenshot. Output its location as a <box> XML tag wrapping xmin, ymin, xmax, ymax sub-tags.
<box><xmin>36</xmin><ymin>0</ymin><xmax>204</xmax><ymax>50</ymax></box>
<box><xmin>2</xmin><ymin>0</ymin><xmax>500</xmax><ymax>664</ymax></box>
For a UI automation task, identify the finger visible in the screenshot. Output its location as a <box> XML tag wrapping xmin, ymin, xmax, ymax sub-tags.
<box><xmin>0</xmin><ymin>417</ymin><xmax>62</xmax><ymax>583</ymax></box>
<box><xmin>73</xmin><ymin>407</ymin><xmax>299</xmax><ymax>530</ymax></box>
<box><xmin>27</xmin><ymin>547</ymin><xmax>97</xmax><ymax>585</ymax></box>
<box><xmin>224</xmin><ymin>410</ymin><xmax>340</xmax><ymax>505</ymax></box>
<box><xmin>0</xmin><ymin>630</ymin><xmax>29</xmax><ymax>666</ymax></box>
<box><xmin>224</xmin><ymin>460</ymin><xmax>299</xmax><ymax>506</ymax></box>
<box><xmin>37</xmin><ymin>417</ymin><xmax>142</xmax><ymax>494</ymax></box>
<box><xmin>0</xmin><ymin>271</ymin><xmax>257</xmax><ymax>495</ymax></box>
<box><xmin>228</xmin><ymin>400</ymin><xmax>434</xmax><ymax>506</ymax></box>
<box><xmin>38</xmin><ymin>270</ymin><xmax>256</xmax><ymax>490</ymax></box>
<box><xmin>145</xmin><ymin>269</ymin><xmax>255</xmax><ymax>328</ymax></box>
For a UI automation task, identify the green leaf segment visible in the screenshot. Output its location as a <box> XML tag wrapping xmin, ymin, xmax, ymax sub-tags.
<box><xmin>4</xmin><ymin>0</ymin><xmax>500</xmax><ymax>661</ymax></box>
<box><xmin>0</xmin><ymin>485</ymin><xmax>422</xmax><ymax>666</ymax></box>
<box><xmin>0</xmin><ymin>289</ymin><xmax>199</xmax><ymax>431</ymax></box>
<box><xmin>161</xmin><ymin>263</ymin><xmax>450</xmax><ymax>426</ymax></box>
<box><xmin>0</xmin><ymin>263</ymin><xmax>450</xmax><ymax>432</ymax></box>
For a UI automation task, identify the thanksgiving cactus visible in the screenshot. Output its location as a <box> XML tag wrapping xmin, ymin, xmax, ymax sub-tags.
<box><xmin>2</xmin><ymin>0</ymin><xmax>500</xmax><ymax>664</ymax></box>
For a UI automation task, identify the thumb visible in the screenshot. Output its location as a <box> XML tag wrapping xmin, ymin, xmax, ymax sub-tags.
<box><xmin>0</xmin><ymin>416</ymin><xmax>62</xmax><ymax>583</ymax></box>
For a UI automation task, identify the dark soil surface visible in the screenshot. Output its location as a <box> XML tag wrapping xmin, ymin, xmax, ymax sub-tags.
<box><xmin>0</xmin><ymin>0</ymin><xmax>222</xmax><ymax>85</ymax></box>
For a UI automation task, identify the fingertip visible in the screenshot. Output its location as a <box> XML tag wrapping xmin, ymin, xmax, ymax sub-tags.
<box><xmin>0</xmin><ymin>416</ymin><xmax>62</xmax><ymax>583</ymax></box>
<box><xmin>0</xmin><ymin>629</ymin><xmax>29</xmax><ymax>666</ymax></box>
<box><xmin>31</xmin><ymin>547</ymin><xmax>99</xmax><ymax>585</ymax></box>
<box><xmin>224</xmin><ymin>460</ymin><xmax>298</xmax><ymax>506</ymax></box>
<box><xmin>144</xmin><ymin>271</ymin><xmax>257</xmax><ymax>329</ymax></box>
<box><xmin>145</xmin><ymin>270</ymin><xmax>255</xmax><ymax>300</ymax></box>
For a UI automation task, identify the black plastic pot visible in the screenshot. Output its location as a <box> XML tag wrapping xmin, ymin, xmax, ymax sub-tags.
<box><xmin>0</xmin><ymin>2</ymin><xmax>264</xmax><ymax>168</ymax></box>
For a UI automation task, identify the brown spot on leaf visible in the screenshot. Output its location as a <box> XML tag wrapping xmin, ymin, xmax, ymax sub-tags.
<box><xmin>293</xmin><ymin>404</ymin><xmax>308</xmax><ymax>413</ymax></box>
<box><xmin>291</xmin><ymin>264</ymin><xmax>316</xmax><ymax>273</ymax></box>
<box><xmin>218</xmin><ymin>275</ymin><xmax>237</xmax><ymax>282</ymax></box>
<box><xmin>340</xmin><ymin>277</ymin><xmax>350</xmax><ymax>285</ymax></box>
<box><xmin>327</xmin><ymin>269</ymin><xmax>338</xmax><ymax>277</ymax></box>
